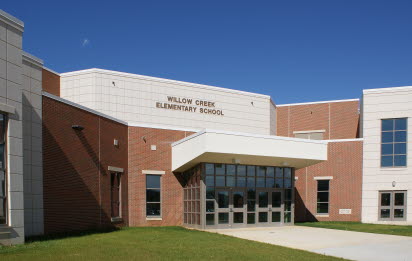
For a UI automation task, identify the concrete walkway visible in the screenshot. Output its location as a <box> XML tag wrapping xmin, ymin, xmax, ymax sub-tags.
<box><xmin>205</xmin><ymin>226</ymin><xmax>412</xmax><ymax>261</ymax></box>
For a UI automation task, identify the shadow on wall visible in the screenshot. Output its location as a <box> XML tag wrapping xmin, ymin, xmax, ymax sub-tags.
<box><xmin>42</xmin><ymin>124</ymin><xmax>114</xmax><ymax>235</ymax></box>
<box><xmin>294</xmin><ymin>189</ymin><xmax>317</xmax><ymax>222</ymax></box>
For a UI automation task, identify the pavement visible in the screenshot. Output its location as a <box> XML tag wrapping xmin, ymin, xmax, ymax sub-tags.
<box><xmin>204</xmin><ymin>226</ymin><xmax>412</xmax><ymax>261</ymax></box>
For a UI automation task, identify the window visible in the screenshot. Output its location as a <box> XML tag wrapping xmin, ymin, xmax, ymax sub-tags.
<box><xmin>110</xmin><ymin>173</ymin><xmax>121</xmax><ymax>219</ymax></box>
<box><xmin>317</xmin><ymin>180</ymin><xmax>329</xmax><ymax>214</ymax></box>
<box><xmin>0</xmin><ymin>114</ymin><xmax>6</xmax><ymax>224</ymax></box>
<box><xmin>146</xmin><ymin>175</ymin><xmax>161</xmax><ymax>217</ymax></box>
<box><xmin>381</xmin><ymin>118</ymin><xmax>407</xmax><ymax>167</ymax></box>
<box><xmin>294</xmin><ymin>131</ymin><xmax>324</xmax><ymax>140</ymax></box>
<box><xmin>379</xmin><ymin>191</ymin><xmax>407</xmax><ymax>221</ymax></box>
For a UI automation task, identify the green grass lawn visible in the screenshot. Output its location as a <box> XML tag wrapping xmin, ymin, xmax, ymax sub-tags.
<box><xmin>0</xmin><ymin>226</ymin><xmax>345</xmax><ymax>261</ymax></box>
<box><xmin>297</xmin><ymin>221</ymin><xmax>412</xmax><ymax>237</ymax></box>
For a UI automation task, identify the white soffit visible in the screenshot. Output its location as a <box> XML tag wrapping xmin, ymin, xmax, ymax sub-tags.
<box><xmin>171</xmin><ymin>129</ymin><xmax>328</xmax><ymax>172</ymax></box>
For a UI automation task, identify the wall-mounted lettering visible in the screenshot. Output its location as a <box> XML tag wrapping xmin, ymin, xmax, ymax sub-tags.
<box><xmin>156</xmin><ymin>96</ymin><xmax>224</xmax><ymax>116</ymax></box>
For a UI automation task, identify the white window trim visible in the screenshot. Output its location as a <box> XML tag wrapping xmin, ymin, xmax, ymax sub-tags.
<box><xmin>108</xmin><ymin>166</ymin><xmax>124</xmax><ymax>173</ymax></box>
<box><xmin>142</xmin><ymin>170</ymin><xmax>165</xmax><ymax>175</ymax></box>
<box><xmin>293</xmin><ymin>130</ymin><xmax>326</xmax><ymax>134</ymax></box>
<box><xmin>314</xmin><ymin>176</ymin><xmax>333</xmax><ymax>180</ymax></box>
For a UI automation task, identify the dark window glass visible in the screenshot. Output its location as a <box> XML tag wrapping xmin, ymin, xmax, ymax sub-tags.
<box><xmin>215</xmin><ymin>164</ymin><xmax>225</xmax><ymax>175</ymax></box>
<box><xmin>272</xmin><ymin>212</ymin><xmax>281</xmax><ymax>222</ymax></box>
<box><xmin>206</xmin><ymin>187</ymin><xmax>215</xmax><ymax>199</ymax></box>
<box><xmin>318</xmin><ymin>180</ymin><xmax>329</xmax><ymax>191</ymax></box>
<box><xmin>217</xmin><ymin>191</ymin><xmax>229</xmax><ymax>208</ymax></box>
<box><xmin>395</xmin><ymin>131</ymin><xmax>407</xmax><ymax>142</ymax></box>
<box><xmin>237</xmin><ymin>165</ymin><xmax>246</xmax><ymax>176</ymax></box>
<box><xmin>236</xmin><ymin>177</ymin><xmax>246</xmax><ymax>187</ymax></box>
<box><xmin>284</xmin><ymin>212</ymin><xmax>291</xmax><ymax>223</ymax></box>
<box><xmin>256</xmin><ymin>178</ymin><xmax>265</xmax><ymax>188</ymax></box>
<box><xmin>247</xmin><ymin>213</ymin><xmax>255</xmax><ymax>224</ymax></box>
<box><xmin>317</xmin><ymin>203</ymin><xmax>328</xmax><ymax>214</ymax></box>
<box><xmin>394</xmin><ymin>155</ymin><xmax>407</xmax><ymax>167</ymax></box>
<box><xmin>284</xmin><ymin>168</ymin><xmax>291</xmax><ymax>178</ymax></box>
<box><xmin>285</xmin><ymin>189</ymin><xmax>292</xmax><ymax>201</ymax></box>
<box><xmin>258</xmin><ymin>192</ymin><xmax>268</xmax><ymax>208</ymax></box>
<box><xmin>382</xmin><ymin>119</ymin><xmax>394</xmax><ymax>131</ymax></box>
<box><xmin>381</xmin><ymin>132</ymin><xmax>393</xmax><ymax>143</ymax></box>
<box><xmin>381</xmin><ymin>144</ymin><xmax>393</xmax><ymax>155</ymax></box>
<box><xmin>284</xmin><ymin>179</ymin><xmax>292</xmax><ymax>189</ymax></box>
<box><xmin>394</xmin><ymin>209</ymin><xmax>404</xmax><ymax>218</ymax></box>
<box><xmin>247</xmin><ymin>200</ymin><xmax>256</xmax><ymax>211</ymax></box>
<box><xmin>267</xmin><ymin>167</ymin><xmax>275</xmax><ymax>177</ymax></box>
<box><xmin>275</xmin><ymin>167</ymin><xmax>283</xmax><ymax>178</ymax></box>
<box><xmin>272</xmin><ymin>192</ymin><xmax>281</xmax><ymax>208</ymax></box>
<box><xmin>233</xmin><ymin>192</ymin><xmax>244</xmax><ymax>208</ymax></box>
<box><xmin>205</xmin><ymin>175</ymin><xmax>214</xmax><ymax>186</ymax></box>
<box><xmin>226</xmin><ymin>176</ymin><xmax>235</xmax><ymax>187</ymax></box>
<box><xmin>394</xmin><ymin>143</ymin><xmax>407</xmax><ymax>154</ymax></box>
<box><xmin>206</xmin><ymin>214</ymin><xmax>214</xmax><ymax>225</ymax></box>
<box><xmin>146</xmin><ymin>175</ymin><xmax>161</xmax><ymax>216</ymax></box>
<box><xmin>247</xmin><ymin>166</ymin><xmax>256</xmax><ymax>177</ymax></box>
<box><xmin>206</xmin><ymin>201</ymin><xmax>214</xmax><ymax>212</ymax></box>
<box><xmin>247</xmin><ymin>189</ymin><xmax>256</xmax><ymax>200</ymax></box>
<box><xmin>233</xmin><ymin>212</ymin><xmax>243</xmax><ymax>223</ymax></box>
<box><xmin>381</xmin><ymin>156</ymin><xmax>393</xmax><ymax>167</ymax></box>
<box><xmin>146</xmin><ymin>203</ymin><xmax>160</xmax><ymax>216</ymax></box>
<box><xmin>146</xmin><ymin>189</ymin><xmax>160</xmax><ymax>202</ymax></box>
<box><xmin>380</xmin><ymin>209</ymin><xmax>390</xmax><ymax>219</ymax></box>
<box><xmin>275</xmin><ymin>178</ymin><xmax>283</xmax><ymax>188</ymax></box>
<box><xmin>395</xmin><ymin>118</ymin><xmax>407</xmax><ymax>130</ymax></box>
<box><xmin>257</xmin><ymin>167</ymin><xmax>266</xmax><ymax>177</ymax></box>
<box><xmin>317</xmin><ymin>192</ymin><xmax>329</xmax><ymax>202</ymax></box>
<box><xmin>265</xmin><ymin>178</ymin><xmax>275</xmax><ymax>188</ymax></box>
<box><xmin>205</xmin><ymin>163</ymin><xmax>214</xmax><ymax>175</ymax></box>
<box><xmin>218</xmin><ymin>213</ymin><xmax>229</xmax><ymax>224</ymax></box>
<box><xmin>381</xmin><ymin>193</ymin><xmax>391</xmax><ymax>206</ymax></box>
<box><xmin>226</xmin><ymin>165</ymin><xmax>236</xmax><ymax>175</ymax></box>
<box><xmin>284</xmin><ymin>201</ymin><xmax>291</xmax><ymax>211</ymax></box>
<box><xmin>216</xmin><ymin>176</ymin><xmax>225</xmax><ymax>187</ymax></box>
<box><xmin>146</xmin><ymin>175</ymin><xmax>160</xmax><ymax>188</ymax></box>
<box><xmin>247</xmin><ymin>177</ymin><xmax>255</xmax><ymax>187</ymax></box>
<box><xmin>394</xmin><ymin>193</ymin><xmax>404</xmax><ymax>206</ymax></box>
<box><xmin>258</xmin><ymin>212</ymin><xmax>268</xmax><ymax>222</ymax></box>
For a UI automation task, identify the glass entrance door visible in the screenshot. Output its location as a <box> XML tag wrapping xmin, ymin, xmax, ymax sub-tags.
<box><xmin>232</xmin><ymin>190</ymin><xmax>247</xmax><ymax>227</ymax></box>
<box><xmin>215</xmin><ymin>189</ymin><xmax>248</xmax><ymax>228</ymax></box>
<box><xmin>257</xmin><ymin>189</ymin><xmax>283</xmax><ymax>225</ymax></box>
<box><xmin>216</xmin><ymin>189</ymin><xmax>230</xmax><ymax>227</ymax></box>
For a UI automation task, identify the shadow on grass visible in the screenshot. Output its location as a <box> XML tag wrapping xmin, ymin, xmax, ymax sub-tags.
<box><xmin>26</xmin><ymin>227</ymin><xmax>120</xmax><ymax>243</ymax></box>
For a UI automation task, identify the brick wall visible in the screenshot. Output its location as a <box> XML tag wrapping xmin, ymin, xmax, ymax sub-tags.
<box><xmin>43</xmin><ymin>96</ymin><xmax>128</xmax><ymax>234</ymax></box>
<box><xmin>294</xmin><ymin>141</ymin><xmax>363</xmax><ymax>222</ymax></box>
<box><xmin>276</xmin><ymin>100</ymin><xmax>360</xmax><ymax>139</ymax></box>
<box><xmin>42</xmin><ymin>69</ymin><xmax>60</xmax><ymax>96</ymax></box>
<box><xmin>128</xmin><ymin>127</ymin><xmax>194</xmax><ymax>226</ymax></box>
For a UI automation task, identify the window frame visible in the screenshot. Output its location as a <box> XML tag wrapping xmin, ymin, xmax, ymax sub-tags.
<box><xmin>0</xmin><ymin>113</ymin><xmax>7</xmax><ymax>225</ymax></box>
<box><xmin>381</xmin><ymin>118</ymin><xmax>408</xmax><ymax>168</ymax></box>
<box><xmin>146</xmin><ymin>174</ymin><xmax>162</xmax><ymax>218</ymax></box>
<box><xmin>316</xmin><ymin>180</ymin><xmax>330</xmax><ymax>215</ymax></box>
<box><xmin>378</xmin><ymin>191</ymin><xmax>407</xmax><ymax>221</ymax></box>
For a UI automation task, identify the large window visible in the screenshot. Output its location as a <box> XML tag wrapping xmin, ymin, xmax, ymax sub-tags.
<box><xmin>146</xmin><ymin>175</ymin><xmax>161</xmax><ymax>217</ymax></box>
<box><xmin>317</xmin><ymin>180</ymin><xmax>329</xmax><ymax>214</ymax></box>
<box><xmin>0</xmin><ymin>113</ymin><xmax>6</xmax><ymax>224</ymax></box>
<box><xmin>381</xmin><ymin>118</ymin><xmax>407</xmax><ymax>167</ymax></box>
<box><xmin>379</xmin><ymin>191</ymin><xmax>407</xmax><ymax>221</ymax></box>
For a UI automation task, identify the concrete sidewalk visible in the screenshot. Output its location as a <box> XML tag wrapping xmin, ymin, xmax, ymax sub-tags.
<box><xmin>205</xmin><ymin>226</ymin><xmax>412</xmax><ymax>261</ymax></box>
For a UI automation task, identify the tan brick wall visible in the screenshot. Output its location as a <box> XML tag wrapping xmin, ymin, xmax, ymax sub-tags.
<box><xmin>43</xmin><ymin>96</ymin><xmax>128</xmax><ymax>234</ymax></box>
<box><xmin>294</xmin><ymin>141</ymin><xmax>363</xmax><ymax>222</ymax></box>
<box><xmin>128</xmin><ymin>127</ymin><xmax>194</xmax><ymax>226</ymax></box>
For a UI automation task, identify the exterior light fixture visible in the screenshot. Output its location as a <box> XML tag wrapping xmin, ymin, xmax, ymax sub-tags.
<box><xmin>282</xmin><ymin>162</ymin><xmax>290</xmax><ymax>166</ymax></box>
<box><xmin>232</xmin><ymin>159</ymin><xmax>241</xmax><ymax>164</ymax></box>
<box><xmin>72</xmin><ymin>125</ymin><xmax>84</xmax><ymax>131</ymax></box>
<box><xmin>392</xmin><ymin>181</ymin><xmax>396</xmax><ymax>187</ymax></box>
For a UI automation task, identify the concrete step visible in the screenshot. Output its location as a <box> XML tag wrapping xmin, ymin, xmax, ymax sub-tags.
<box><xmin>0</xmin><ymin>227</ymin><xmax>11</xmax><ymax>246</ymax></box>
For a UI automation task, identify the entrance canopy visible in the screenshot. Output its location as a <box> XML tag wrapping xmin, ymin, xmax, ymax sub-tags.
<box><xmin>172</xmin><ymin>129</ymin><xmax>328</xmax><ymax>172</ymax></box>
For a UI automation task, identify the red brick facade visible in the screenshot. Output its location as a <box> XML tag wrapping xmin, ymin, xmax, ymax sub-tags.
<box><xmin>42</xmin><ymin>69</ymin><xmax>60</xmax><ymax>97</ymax></box>
<box><xmin>128</xmin><ymin>127</ymin><xmax>194</xmax><ymax>226</ymax></box>
<box><xmin>294</xmin><ymin>141</ymin><xmax>363</xmax><ymax>222</ymax></box>
<box><xmin>43</xmin><ymin>96</ymin><xmax>128</xmax><ymax>234</ymax></box>
<box><xmin>277</xmin><ymin>100</ymin><xmax>363</xmax><ymax>222</ymax></box>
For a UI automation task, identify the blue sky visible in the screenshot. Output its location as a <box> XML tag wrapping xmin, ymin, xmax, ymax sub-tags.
<box><xmin>3</xmin><ymin>0</ymin><xmax>412</xmax><ymax>104</ymax></box>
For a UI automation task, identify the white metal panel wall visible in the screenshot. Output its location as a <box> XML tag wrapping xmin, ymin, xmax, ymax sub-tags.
<box><xmin>362</xmin><ymin>87</ymin><xmax>412</xmax><ymax>224</ymax></box>
<box><xmin>60</xmin><ymin>69</ymin><xmax>273</xmax><ymax>135</ymax></box>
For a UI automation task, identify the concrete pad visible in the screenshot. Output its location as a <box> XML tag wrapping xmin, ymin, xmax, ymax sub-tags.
<box><xmin>205</xmin><ymin>226</ymin><xmax>412</xmax><ymax>261</ymax></box>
